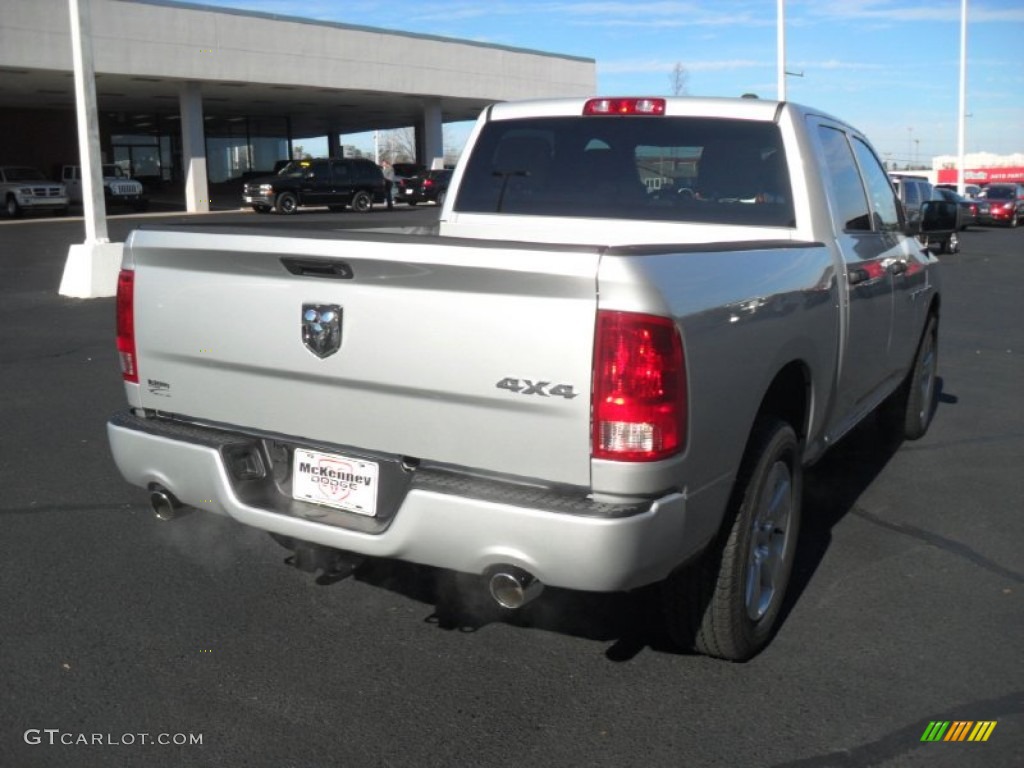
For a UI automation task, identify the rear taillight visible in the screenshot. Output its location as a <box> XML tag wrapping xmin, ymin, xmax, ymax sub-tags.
<box><xmin>592</xmin><ymin>310</ymin><xmax>687</xmax><ymax>461</ymax></box>
<box><xmin>583</xmin><ymin>98</ymin><xmax>666</xmax><ymax>116</ymax></box>
<box><xmin>116</xmin><ymin>269</ymin><xmax>138</xmax><ymax>383</ymax></box>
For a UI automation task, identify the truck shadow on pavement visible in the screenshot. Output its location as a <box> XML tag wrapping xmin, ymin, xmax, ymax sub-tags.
<box><xmin>291</xmin><ymin>379</ymin><xmax>953</xmax><ymax>663</ymax></box>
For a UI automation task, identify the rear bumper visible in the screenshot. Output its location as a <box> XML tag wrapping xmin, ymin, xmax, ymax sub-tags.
<box><xmin>108</xmin><ymin>411</ymin><xmax>710</xmax><ymax>592</ymax></box>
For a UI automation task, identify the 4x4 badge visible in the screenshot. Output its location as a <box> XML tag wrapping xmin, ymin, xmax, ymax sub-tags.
<box><xmin>301</xmin><ymin>304</ymin><xmax>342</xmax><ymax>358</ymax></box>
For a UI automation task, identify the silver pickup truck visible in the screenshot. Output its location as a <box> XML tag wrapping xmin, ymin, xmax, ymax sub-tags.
<box><xmin>107</xmin><ymin>97</ymin><xmax>954</xmax><ymax>660</ymax></box>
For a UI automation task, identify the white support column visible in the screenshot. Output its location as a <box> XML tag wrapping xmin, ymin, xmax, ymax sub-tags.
<box><xmin>418</xmin><ymin>100</ymin><xmax>444</xmax><ymax>169</ymax></box>
<box><xmin>59</xmin><ymin>0</ymin><xmax>121</xmax><ymax>299</ymax></box>
<box><xmin>179</xmin><ymin>82</ymin><xmax>210</xmax><ymax>213</ymax></box>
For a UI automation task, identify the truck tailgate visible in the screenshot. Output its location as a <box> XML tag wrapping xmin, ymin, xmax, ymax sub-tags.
<box><xmin>125</xmin><ymin>228</ymin><xmax>600</xmax><ymax>487</ymax></box>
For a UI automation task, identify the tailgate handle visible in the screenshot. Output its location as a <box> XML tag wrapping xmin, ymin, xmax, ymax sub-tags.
<box><xmin>281</xmin><ymin>258</ymin><xmax>354</xmax><ymax>279</ymax></box>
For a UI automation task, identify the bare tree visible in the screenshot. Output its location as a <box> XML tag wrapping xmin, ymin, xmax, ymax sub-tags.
<box><xmin>380</xmin><ymin>128</ymin><xmax>417</xmax><ymax>165</ymax></box>
<box><xmin>669</xmin><ymin>62</ymin><xmax>690</xmax><ymax>97</ymax></box>
<box><xmin>380</xmin><ymin>125</ymin><xmax>463</xmax><ymax>168</ymax></box>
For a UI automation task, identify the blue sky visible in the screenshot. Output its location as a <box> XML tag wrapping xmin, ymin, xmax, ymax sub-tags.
<box><xmin>196</xmin><ymin>0</ymin><xmax>1023</xmax><ymax>164</ymax></box>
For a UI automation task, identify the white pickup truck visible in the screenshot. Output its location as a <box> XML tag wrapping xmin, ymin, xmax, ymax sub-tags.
<box><xmin>107</xmin><ymin>97</ymin><xmax>955</xmax><ymax>660</ymax></box>
<box><xmin>62</xmin><ymin>164</ymin><xmax>147</xmax><ymax>211</ymax></box>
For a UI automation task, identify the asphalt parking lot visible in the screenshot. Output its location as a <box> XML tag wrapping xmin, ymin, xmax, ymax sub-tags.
<box><xmin>1</xmin><ymin>207</ymin><xmax>1022</xmax><ymax>768</ymax></box>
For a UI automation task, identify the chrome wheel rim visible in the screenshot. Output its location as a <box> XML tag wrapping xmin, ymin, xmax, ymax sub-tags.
<box><xmin>746</xmin><ymin>461</ymin><xmax>793</xmax><ymax>621</ymax></box>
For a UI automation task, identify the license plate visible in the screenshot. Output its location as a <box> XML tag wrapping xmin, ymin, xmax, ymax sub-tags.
<box><xmin>292</xmin><ymin>448</ymin><xmax>379</xmax><ymax>516</ymax></box>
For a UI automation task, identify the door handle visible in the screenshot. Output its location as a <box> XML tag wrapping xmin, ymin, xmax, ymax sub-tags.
<box><xmin>847</xmin><ymin>267</ymin><xmax>870</xmax><ymax>285</ymax></box>
<box><xmin>281</xmin><ymin>257</ymin><xmax>354</xmax><ymax>279</ymax></box>
<box><xmin>881</xmin><ymin>257</ymin><xmax>908</xmax><ymax>276</ymax></box>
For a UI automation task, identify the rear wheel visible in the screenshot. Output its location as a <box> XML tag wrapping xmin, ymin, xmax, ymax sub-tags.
<box><xmin>663</xmin><ymin>417</ymin><xmax>801</xmax><ymax>661</ymax></box>
<box><xmin>903</xmin><ymin>315</ymin><xmax>939</xmax><ymax>440</ymax></box>
<box><xmin>350</xmin><ymin>190</ymin><xmax>372</xmax><ymax>213</ymax></box>
<box><xmin>881</xmin><ymin>313</ymin><xmax>938</xmax><ymax>441</ymax></box>
<box><xmin>275</xmin><ymin>192</ymin><xmax>298</xmax><ymax>215</ymax></box>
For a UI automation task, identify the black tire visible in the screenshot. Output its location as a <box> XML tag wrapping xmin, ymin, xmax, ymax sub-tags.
<box><xmin>436</xmin><ymin>191</ymin><xmax>447</xmax><ymax>207</ymax></box>
<box><xmin>53</xmin><ymin>207</ymin><xmax>69</xmax><ymax>217</ymax></box>
<box><xmin>879</xmin><ymin>313</ymin><xmax>938</xmax><ymax>441</ymax></box>
<box><xmin>275</xmin><ymin>191</ymin><xmax>298</xmax><ymax>215</ymax></box>
<box><xmin>1010</xmin><ymin>212</ymin><xmax>1019</xmax><ymax>228</ymax></box>
<box><xmin>904</xmin><ymin>315</ymin><xmax>939</xmax><ymax>440</ymax></box>
<box><xmin>350</xmin><ymin>190</ymin><xmax>372</xmax><ymax>213</ymax></box>
<box><xmin>5</xmin><ymin>195</ymin><xmax>22</xmax><ymax>218</ymax></box>
<box><xmin>252</xmin><ymin>205</ymin><xmax>271</xmax><ymax>214</ymax></box>
<box><xmin>662</xmin><ymin>417</ymin><xmax>801</xmax><ymax>661</ymax></box>
<box><xmin>407</xmin><ymin>200</ymin><xmax>417</xmax><ymax>206</ymax></box>
<box><xmin>942</xmin><ymin>231</ymin><xmax>960</xmax><ymax>254</ymax></box>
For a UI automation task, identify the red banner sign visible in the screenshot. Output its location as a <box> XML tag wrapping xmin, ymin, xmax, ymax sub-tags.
<box><xmin>937</xmin><ymin>167</ymin><xmax>1024</xmax><ymax>185</ymax></box>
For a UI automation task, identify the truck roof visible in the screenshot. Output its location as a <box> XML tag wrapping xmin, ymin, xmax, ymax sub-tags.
<box><xmin>485</xmin><ymin>96</ymin><xmax>854</xmax><ymax>133</ymax></box>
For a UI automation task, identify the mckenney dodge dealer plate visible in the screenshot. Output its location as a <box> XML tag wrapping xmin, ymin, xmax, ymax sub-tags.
<box><xmin>292</xmin><ymin>448</ymin><xmax>379</xmax><ymax>516</ymax></box>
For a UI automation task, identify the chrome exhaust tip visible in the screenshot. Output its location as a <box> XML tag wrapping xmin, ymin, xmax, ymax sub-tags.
<box><xmin>149</xmin><ymin>486</ymin><xmax>183</xmax><ymax>521</ymax></box>
<box><xmin>487</xmin><ymin>567</ymin><xmax>543</xmax><ymax>610</ymax></box>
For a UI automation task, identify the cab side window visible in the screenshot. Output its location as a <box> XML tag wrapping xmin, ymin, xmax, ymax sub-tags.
<box><xmin>311</xmin><ymin>163</ymin><xmax>331</xmax><ymax>183</ymax></box>
<box><xmin>851</xmin><ymin>138</ymin><xmax>900</xmax><ymax>232</ymax></box>
<box><xmin>817</xmin><ymin>125</ymin><xmax>871</xmax><ymax>232</ymax></box>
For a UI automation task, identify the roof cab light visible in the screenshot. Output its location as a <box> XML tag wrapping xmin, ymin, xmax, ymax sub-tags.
<box><xmin>592</xmin><ymin>310</ymin><xmax>687</xmax><ymax>462</ymax></box>
<box><xmin>583</xmin><ymin>98</ymin><xmax>666</xmax><ymax>116</ymax></box>
<box><xmin>116</xmin><ymin>269</ymin><xmax>139</xmax><ymax>383</ymax></box>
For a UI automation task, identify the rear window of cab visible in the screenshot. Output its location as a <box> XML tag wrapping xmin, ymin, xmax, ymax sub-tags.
<box><xmin>455</xmin><ymin>116</ymin><xmax>795</xmax><ymax>227</ymax></box>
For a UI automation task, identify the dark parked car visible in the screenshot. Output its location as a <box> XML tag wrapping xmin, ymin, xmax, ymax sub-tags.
<box><xmin>891</xmin><ymin>174</ymin><xmax>959</xmax><ymax>253</ymax></box>
<box><xmin>399</xmin><ymin>169</ymin><xmax>452</xmax><ymax>205</ymax></box>
<box><xmin>243</xmin><ymin>158</ymin><xmax>387</xmax><ymax>214</ymax></box>
<box><xmin>976</xmin><ymin>183</ymin><xmax>1024</xmax><ymax>227</ymax></box>
<box><xmin>936</xmin><ymin>182</ymin><xmax>981</xmax><ymax>199</ymax></box>
<box><xmin>934</xmin><ymin>187</ymin><xmax>976</xmax><ymax>230</ymax></box>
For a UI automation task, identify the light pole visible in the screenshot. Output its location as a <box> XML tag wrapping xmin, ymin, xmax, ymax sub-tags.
<box><xmin>957</xmin><ymin>0</ymin><xmax>968</xmax><ymax>195</ymax></box>
<box><xmin>777</xmin><ymin>0</ymin><xmax>786</xmax><ymax>101</ymax></box>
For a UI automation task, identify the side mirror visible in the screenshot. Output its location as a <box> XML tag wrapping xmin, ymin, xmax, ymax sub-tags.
<box><xmin>918</xmin><ymin>200</ymin><xmax>958</xmax><ymax>234</ymax></box>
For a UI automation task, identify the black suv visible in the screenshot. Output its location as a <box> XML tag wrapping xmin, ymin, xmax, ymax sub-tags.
<box><xmin>891</xmin><ymin>174</ymin><xmax>959</xmax><ymax>253</ymax></box>
<box><xmin>243</xmin><ymin>158</ymin><xmax>386</xmax><ymax>214</ymax></box>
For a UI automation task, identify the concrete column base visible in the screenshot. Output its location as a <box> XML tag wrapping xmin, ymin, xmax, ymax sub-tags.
<box><xmin>59</xmin><ymin>241</ymin><xmax>124</xmax><ymax>298</ymax></box>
